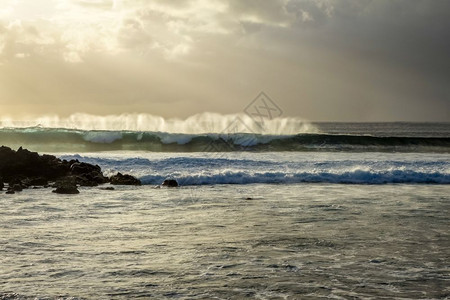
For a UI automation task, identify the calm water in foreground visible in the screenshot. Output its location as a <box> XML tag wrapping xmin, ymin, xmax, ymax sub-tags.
<box><xmin>1</xmin><ymin>183</ymin><xmax>449</xmax><ymax>299</ymax></box>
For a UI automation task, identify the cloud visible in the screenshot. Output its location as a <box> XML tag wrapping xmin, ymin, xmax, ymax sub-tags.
<box><xmin>72</xmin><ymin>0</ymin><xmax>115</xmax><ymax>9</ymax></box>
<box><xmin>228</xmin><ymin>0</ymin><xmax>293</xmax><ymax>26</ymax></box>
<box><xmin>0</xmin><ymin>0</ymin><xmax>335</xmax><ymax>62</ymax></box>
<box><xmin>0</xmin><ymin>0</ymin><xmax>449</xmax><ymax>121</ymax></box>
<box><xmin>0</xmin><ymin>20</ymin><xmax>57</xmax><ymax>61</ymax></box>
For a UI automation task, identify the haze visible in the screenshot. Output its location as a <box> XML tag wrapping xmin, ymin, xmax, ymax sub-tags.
<box><xmin>0</xmin><ymin>0</ymin><xmax>449</xmax><ymax>122</ymax></box>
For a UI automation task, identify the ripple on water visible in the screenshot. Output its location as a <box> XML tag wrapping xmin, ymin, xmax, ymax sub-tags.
<box><xmin>0</xmin><ymin>184</ymin><xmax>449</xmax><ymax>299</ymax></box>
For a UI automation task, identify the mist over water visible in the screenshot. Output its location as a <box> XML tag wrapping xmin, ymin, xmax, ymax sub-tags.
<box><xmin>0</xmin><ymin>112</ymin><xmax>318</xmax><ymax>135</ymax></box>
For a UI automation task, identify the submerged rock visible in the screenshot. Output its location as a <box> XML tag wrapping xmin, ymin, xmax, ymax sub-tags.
<box><xmin>161</xmin><ymin>179</ymin><xmax>179</xmax><ymax>187</ymax></box>
<box><xmin>52</xmin><ymin>184</ymin><xmax>80</xmax><ymax>194</ymax></box>
<box><xmin>101</xmin><ymin>187</ymin><xmax>115</xmax><ymax>191</ymax></box>
<box><xmin>11</xmin><ymin>184</ymin><xmax>23</xmax><ymax>192</ymax></box>
<box><xmin>110</xmin><ymin>172</ymin><xmax>141</xmax><ymax>185</ymax></box>
<box><xmin>52</xmin><ymin>178</ymin><xmax>79</xmax><ymax>194</ymax></box>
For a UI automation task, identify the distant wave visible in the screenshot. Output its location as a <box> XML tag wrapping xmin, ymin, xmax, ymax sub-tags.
<box><xmin>1</xmin><ymin>127</ymin><xmax>449</xmax><ymax>152</ymax></box>
<box><xmin>0</xmin><ymin>112</ymin><xmax>316</xmax><ymax>134</ymax></box>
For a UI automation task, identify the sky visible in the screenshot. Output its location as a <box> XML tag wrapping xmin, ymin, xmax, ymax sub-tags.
<box><xmin>0</xmin><ymin>0</ymin><xmax>449</xmax><ymax>122</ymax></box>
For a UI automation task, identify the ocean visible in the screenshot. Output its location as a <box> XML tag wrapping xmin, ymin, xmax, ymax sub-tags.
<box><xmin>1</xmin><ymin>121</ymin><xmax>449</xmax><ymax>299</ymax></box>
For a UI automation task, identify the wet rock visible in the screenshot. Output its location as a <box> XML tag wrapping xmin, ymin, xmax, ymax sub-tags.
<box><xmin>101</xmin><ymin>187</ymin><xmax>115</xmax><ymax>191</ymax></box>
<box><xmin>76</xmin><ymin>175</ymin><xmax>99</xmax><ymax>187</ymax></box>
<box><xmin>161</xmin><ymin>179</ymin><xmax>179</xmax><ymax>187</ymax></box>
<box><xmin>76</xmin><ymin>172</ymin><xmax>107</xmax><ymax>186</ymax></box>
<box><xmin>70</xmin><ymin>162</ymin><xmax>101</xmax><ymax>175</ymax></box>
<box><xmin>0</xmin><ymin>146</ymin><xmax>70</xmax><ymax>181</ymax></box>
<box><xmin>0</xmin><ymin>177</ymin><xmax>3</xmax><ymax>190</ymax></box>
<box><xmin>70</xmin><ymin>162</ymin><xmax>108</xmax><ymax>185</ymax></box>
<box><xmin>369</xmin><ymin>259</ymin><xmax>383</xmax><ymax>264</ymax></box>
<box><xmin>5</xmin><ymin>183</ymin><xmax>22</xmax><ymax>194</ymax></box>
<box><xmin>11</xmin><ymin>184</ymin><xmax>23</xmax><ymax>192</ymax></box>
<box><xmin>52</xmin><ymin>176</ymin><xmax>76</xmax><ymax>187</ymax></box>
<box><xmin>52</xmin><ymin>182</ymin><xmax>79</xmax><ymax>194</ymax></box>
<box><xmin>110</xmin><ymin>172</ymin><xmax>141</xmax><ymax>185</ymax></box>
<box><xmin>0</xmin><ymin>146</ymin><xmax>109</xmax><ymax>191</ymax></box>
<box><xmin>8</xmin><ymin>177</ymin><xmax>24</xmax><ymax>186</ymax></box>
<box><xmin>23</xmin><ymin>177</ymin><xmax>48</xmax><ymax>187</ymax></box>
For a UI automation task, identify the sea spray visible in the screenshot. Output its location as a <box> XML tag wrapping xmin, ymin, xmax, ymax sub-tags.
<box><xmin>0</xmin><ymin>128</ymin><xmax>449</xmax><ymax>153</ymax></box>
<box><xmin>0</xmin><ymin>112</ymin><xmax>317</xmax><ymax>134</ymax></box>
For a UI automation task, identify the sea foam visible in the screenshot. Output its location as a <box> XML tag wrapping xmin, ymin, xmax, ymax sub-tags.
<box><xmin>59</xmin><ymin>152</ymin><xmax>450</xmax><ymax>185</ymax></box>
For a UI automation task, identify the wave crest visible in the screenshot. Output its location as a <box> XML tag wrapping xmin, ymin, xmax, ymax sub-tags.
<box><xmin>0</xmin><ymin>128</ymin><xmax>449</xmax><ymax>152</ymax></box>
<box><xmin>0</xmin><ymin>112</ymin><xmax>317</xmax><ymax>135</ymax></box>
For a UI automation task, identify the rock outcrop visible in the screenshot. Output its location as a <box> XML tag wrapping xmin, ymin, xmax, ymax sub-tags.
<box><xmin>52</xmin><ymin>176</ymin><xmax>80</xmax><ymax>194</ymax></box>
<box><xmin>0</xmin><ymin>146</ymin><xmax>142</xmax><ymax>194</ymax></box>
<box><xmin>0</xmin><ymin>146</ymin><xmax>70</xmax><ymax>182</ymax></box>
<box><xmin>52</xmin><ymin>183</ymin><xmax>80</xmax><ymax>194</ymax></box>
<box><xmin>161</xmin><ymin>179</ymin><xmax>179</xmax><ymax>187</ymax></box>
<box><xmin>110</xmin><ymin>172</ymin><xmax>142</xmax><ymax>185</ymax></box>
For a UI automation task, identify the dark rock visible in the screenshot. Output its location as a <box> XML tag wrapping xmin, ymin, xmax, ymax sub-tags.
<box><xmin>77</xmin><ymin>172</ymin><xmax>107</xmax><ymax>186</ymax></box>
<box><xmin>76</xmin><ymin>175</ymin><xmax>99</xmax><ymax>187</ymax></box>
<box><xmin>11</xmin><ymin>184</ymin><xmax>23</xmax><ymax>192</ymax></box>
<box><xmin>70</xmin><ymin>162</ymin><xmax>108</xmax><ymax>185</ymax></box>
<box><xmin>110</xmin><ymin>172</ymin><xmax>141</xmax><ymax>185</ymax></box>
<box><xmin>0</xmin><ymin>146</ymin><xmax>109</xmax><ymax>190</ymax></box>
<box><xmin>0</xmin><ymin>177</ymin><xmax>3</xmax><ymax>190</ymax></box>
<box><xmin>52</xmin><ymin>181</ymin><xmax>79</xmax><ymax>194</ymax></box>
<box><xmin>8</xmin><ymin>177</ymin><xmax>24</xmax><ymax>186</ymax></box>
<box><xmin>101</xmin><ymin>187</ymin><xmax>115</xmax><ymax>191</ymax></box>
<box><xmin>70</xmin><ymin>162</ymin><xmax>101</xmax><ymax>175</ymax></box>
<box><xmin>5</xmin><ymin>183</ymin><xmax>22</xmax><ymax>194</ymax></box>
<box><xmin>0</xmin><ymin>146</ymin><xmax>71</xmax><ymax>181</ymax></box>
<box><xmin>161</xmin><ymin>179</ymin><xmax>179</xmax><ymax>187</ymax></box>
<box><xmin>369</xmin><ymin>259</ymin><xmax>383</xmax><ymax>264</ymax></box>
<box><xmin>23</xmin><ymin>177</ymin><xmax>48</xmax><ymax>186</ymax></box>
<box><xmin>53</xmin><ymin>176</ymin><xmax>77</xmax><ymax>188</ymax></box>
<box><xmin>53</xmin><ymin>186</ymin><xmax>80</xmax><ymax>194</ymax></box>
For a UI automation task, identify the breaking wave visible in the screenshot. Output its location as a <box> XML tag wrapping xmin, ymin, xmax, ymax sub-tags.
<box><xmin>59</xmin><ymin>154</ymin><xmax>450</xmax><ymax>185</ymax></box>
<box><xmin>148</xmin><ymin>170</ymin><xmax>450</xmax><ymax>185</ymax></box>
<box><xmin>0</xmin><ymin>127</ymin><xmax>449</xmax><ymax>152</ymax></box>
<box><xmin>0</xmin><ymin>112</ymin><xmax>316</xmax><ymax>134</ymax></box>
<box><xmin>1</xmin><ymin>114</ymin><xmax>449</xmax><ymax>152</ymax></box>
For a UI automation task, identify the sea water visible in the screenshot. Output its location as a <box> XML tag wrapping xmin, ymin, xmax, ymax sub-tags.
<box><xmin>1</xmin><ymin>122</ymin><xmax>449</xmax><ymax>299</ymax></box>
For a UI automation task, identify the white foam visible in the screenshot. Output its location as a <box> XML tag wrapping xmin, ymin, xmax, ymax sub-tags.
<box><xmin>59</xmin><ymin>152</ymin><xmax>450</xmax><ymax>185</ymax></box>
<box><xmin>156</xmin><ymin>133</ymin><xmax>195</xmax><ymax>145</ymax></box>
<box><xmin>0</xmin><ymin>112</ymin><xmax>318</xmax><ymax>134</ymax></box>
<box><xmin>82</xmin><ymin>131</ymin><xmax>123</xmax><ymax>143</ymax></box>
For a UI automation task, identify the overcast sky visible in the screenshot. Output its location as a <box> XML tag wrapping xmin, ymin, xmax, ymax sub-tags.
<box><xmin>0</xmin><ymin>0</ymin><xmax>449</xmax><ymax>121</ymax></box>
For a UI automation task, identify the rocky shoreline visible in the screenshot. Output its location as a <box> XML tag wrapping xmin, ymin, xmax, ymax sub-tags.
<box><xmin>0</xmin><ymin>146</ymin><xmax>142</xmax><ymax>194</ymax></box>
